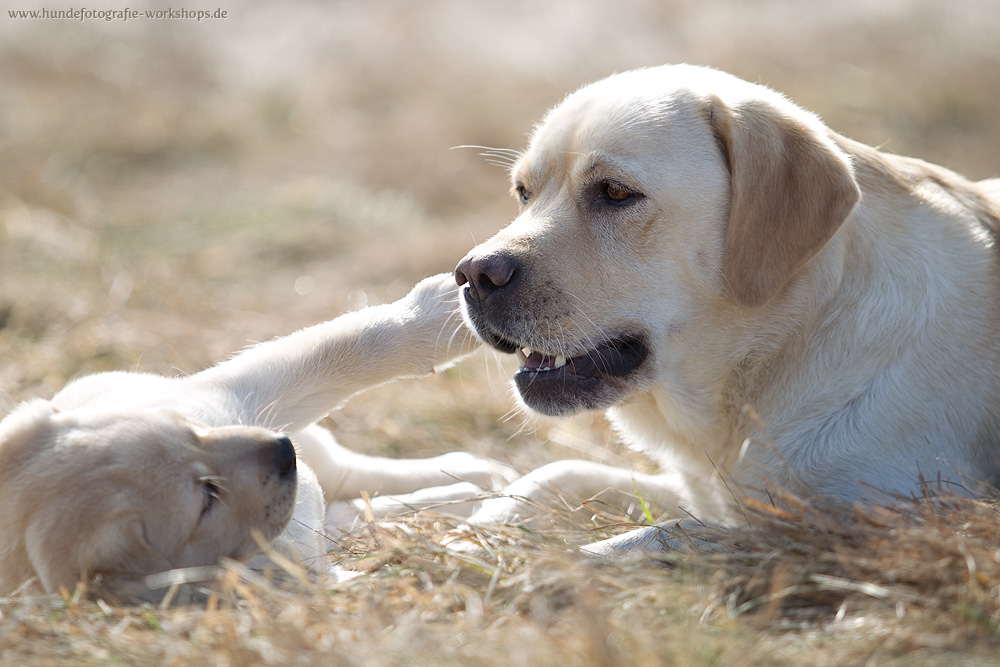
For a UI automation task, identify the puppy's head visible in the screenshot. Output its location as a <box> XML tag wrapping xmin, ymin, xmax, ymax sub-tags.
<box><xmin>456</xmin><ymin>64</ymin><xmax>860</xmax><ymax>417</ymax></box>
<box><xmin>0</xmin><ymin>400</ymin><xmax>297</xmax><ymax>601</ymax></box>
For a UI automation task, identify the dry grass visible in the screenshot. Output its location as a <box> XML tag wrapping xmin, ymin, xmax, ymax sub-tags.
<box><xmin>4</xmin><ymin>497</ymin><xmax>1000</xmax><ymax>665</ymax></box>
<box><xmin>2</xmin><ymin>0</ymin><xmax>1000</xmax><ymax>664</ymax></box>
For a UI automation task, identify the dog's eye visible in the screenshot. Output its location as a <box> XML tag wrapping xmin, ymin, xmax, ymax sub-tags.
<box><xmin>605</xmin><ymin>182</ymin><xmax>630</xmax><ymax>201</ymax></box>
<box><xmin>600</xmin><ymin>181</ymin><xmax>641</xmax><ymax>206</ymax></box>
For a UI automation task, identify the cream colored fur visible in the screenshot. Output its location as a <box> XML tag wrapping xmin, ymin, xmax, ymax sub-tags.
<box><xmin>454</xmin><ymin>65</ymin><xmax>1000</xmax><ymax>552</ymax></box>
<box><xmin>0</xmin><ymin>274</ymin><xmax>497</xmax><ymax>601</ymax></box>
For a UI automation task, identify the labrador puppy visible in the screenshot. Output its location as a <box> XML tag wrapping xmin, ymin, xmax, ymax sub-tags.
<box><xmin>454</xmin><ymin>64</ymin><xmax>1000</xmax><ymax>553</ymax></box>
<box><xmin>0</xmin><ymin>273</ymin><xmax>492</xmax><ymax>601</ymax></box>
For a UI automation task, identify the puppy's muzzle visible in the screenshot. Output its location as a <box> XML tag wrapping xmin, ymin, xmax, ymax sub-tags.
<box><xmin>274</xmin><ymin>434</ymin><xmax>296</xmax><ymax>478</ymax></box>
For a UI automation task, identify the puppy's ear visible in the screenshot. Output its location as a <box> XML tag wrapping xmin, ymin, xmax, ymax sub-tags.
<box><xmin>708</xmin><ymin>97</ymin><xmax>860</xmax><ymax>306</ymax></box>
<box><xmin>90</xmin><ymin>519</ymin><xmax>179</xmax><ymax>604</ymax></box>
<box><xmin>27</xmin><ymin>514</ymin><xmax>175</xmax><ymax>604</ymax></box>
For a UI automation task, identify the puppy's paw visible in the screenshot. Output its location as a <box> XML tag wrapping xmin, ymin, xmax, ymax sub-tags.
<box><xmin>404</xmin><ymin>272</ymin><xmax>462</xmax><ymax>308</ymax></box>
<box><xmin>398</xmin><ymin>273</ymin><xmax>480</xmax><ymax>371</ymax></box>
<box><xmin>325</xmin><ymin>500</ymin><xmax>364</xmax><ymax>533</ymax></box>
<box><xmin>430</xmin><ymin>451</ymin><xmax>518</xmax><ymax>490</ymax></box>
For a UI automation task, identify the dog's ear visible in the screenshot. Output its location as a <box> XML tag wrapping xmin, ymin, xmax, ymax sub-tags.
<box><xmin>708</xmin><ymin>97</ymin><xmax>860</xmax><ymax>306</ymax></box>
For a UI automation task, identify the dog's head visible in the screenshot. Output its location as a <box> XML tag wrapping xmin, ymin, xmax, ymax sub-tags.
<box><xmin>456</xmin><ymin>64</ymin><xmax>859</xmax><ymax>417</ymax></box>
<box><xmin>0</xmin><ymin>400</ymin><xmax>297</xmax><ymax>601</ymax></box>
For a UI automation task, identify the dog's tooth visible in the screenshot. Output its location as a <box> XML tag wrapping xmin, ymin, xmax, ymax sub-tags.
<box><xmin>554</xmin><ymin>355</ymin><xmax>567</xmax><ymax>369</ymax></box>
<box><xmin>516</xmin><ymin>348</ymin><xmax>527</xmax><ymax>365</ymax></box>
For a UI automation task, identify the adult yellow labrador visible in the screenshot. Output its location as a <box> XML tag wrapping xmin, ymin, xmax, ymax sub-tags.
<box><xmin>0</xmin><ymin>274</ymin><xmax>493</xmax><ymax>601</ymax></box>
<box><xmin>455</xmin><ymin>64</ymin><xmax>1000</xmax><ymax>552</ymax></box>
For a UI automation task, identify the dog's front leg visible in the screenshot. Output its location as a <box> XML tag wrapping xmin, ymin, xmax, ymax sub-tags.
<box><xmin>465</xmin><ymin>460</ymin><xmax>710</xmax><ymax>527</ymax></box>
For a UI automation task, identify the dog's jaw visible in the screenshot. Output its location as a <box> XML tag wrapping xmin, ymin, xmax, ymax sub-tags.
<box><xmin>460</xmin><ymin>296</ymin><xmax>650</xmax><ymax>415</ymax></box>
<box><xmin>512</xmin><ymin>336</ymin><xmax>649</xmax><ymax>416</ymax></box>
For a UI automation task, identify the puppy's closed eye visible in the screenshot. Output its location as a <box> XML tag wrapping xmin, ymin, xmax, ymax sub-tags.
<box><xmin>200</xmin><ymin>477</ymin><xmax>223</xmax><ymax>518</ymax></box>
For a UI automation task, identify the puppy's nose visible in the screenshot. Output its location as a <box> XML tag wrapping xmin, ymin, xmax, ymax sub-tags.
<box><xmin>455</xmin><ymin>253</ymin><xmax>518</xmax><ymax>302</ymax></box>
<box><xmin>274</xmin><ymin>434</ymin><xmax>296</xmax><ymax>477</ymax></box>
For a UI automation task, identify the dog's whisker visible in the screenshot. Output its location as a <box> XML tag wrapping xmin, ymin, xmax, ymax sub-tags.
<box><xmin>451</xmin><ymin>144</ymin><xmax>522</xmax><ymax>170</ymax></box>
<box><xmin>484</xmin><ymin>158</ymin><xmax>518</xmax><ymax>169</ymax></box>
<box><xmin>452</xmin><ymin>144</ymin><xmax>522</xmax><ymax>156</ymax></box>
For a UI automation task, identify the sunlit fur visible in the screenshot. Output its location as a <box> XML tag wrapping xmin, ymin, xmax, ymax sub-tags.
<box><xmin>457</xmin><ymin>65</ymin><xmax>1000</xmax><ymax>548</ymax></box>
<box><xmin>0</xmin><ymin>274</ymin><xmax>500</xmax><ymax>601</ymax></box>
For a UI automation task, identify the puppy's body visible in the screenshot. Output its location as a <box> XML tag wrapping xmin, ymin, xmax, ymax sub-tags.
<box><xmin>0</xmin><ymin>274</ymin><xmax>486</xmax><ymax>600</ymax></box>
<box><xmin>455</xmin><ymin>65</ymin><xmax>1000</xmax><ymax>540</ymax></box>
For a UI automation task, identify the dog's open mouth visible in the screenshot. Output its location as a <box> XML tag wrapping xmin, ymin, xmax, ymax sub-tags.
<box><xmin>478</xmin><ymin>329</ymin><xmax>649</xmax><ymax>415</ymax></box>
<box><xmin>461</xmin><ymin>295</ymin><xmax>650</xmax><ymax>414</ymax></box>
<box><xmin>513</xmin><ymin>337</ymin><xmax>647</xmax><ymax>380</ymax></box>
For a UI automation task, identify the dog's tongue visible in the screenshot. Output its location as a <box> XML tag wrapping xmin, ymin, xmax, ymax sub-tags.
<box><xmin>523</xmin><ymin>351</ymin><xmax>554</xmax><ymax>371</ymax></box>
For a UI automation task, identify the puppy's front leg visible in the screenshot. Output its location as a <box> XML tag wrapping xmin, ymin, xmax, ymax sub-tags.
<box><xmin>190</xmin><ymin>273</ymin><xmax>478</xmax><ymax>433</ymax></box>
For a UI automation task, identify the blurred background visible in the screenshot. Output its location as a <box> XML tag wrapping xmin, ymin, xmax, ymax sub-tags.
<box><xmin>1</xmin><ymin>0</ymin><xmax>998</xmax><ymax>470</ymax></box>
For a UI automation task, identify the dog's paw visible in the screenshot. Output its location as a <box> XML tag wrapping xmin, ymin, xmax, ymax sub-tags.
<box><xmin>437</xmin><ymin>492</ymin><xmax>535</xmax><ymax>555</ymax></box>
<box><xmin>581</xmin><ymin>519</ymin><xmax>731</xmax><ymax>558</ymax></box>
<box><xmin>438</xmin><ymin>521</ymin><xmax>503</xmax><ymax>555</ymax></box>
<box><xmin>464</xmin><ymin>493</ymin><xmax>542</xmax><ymax>527</ymax></box>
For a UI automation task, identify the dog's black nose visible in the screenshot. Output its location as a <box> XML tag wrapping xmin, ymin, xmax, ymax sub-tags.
<box><xmin>274</xmin><ymin>434</ymin><xmax>296</xmax><ymax>477</ymax></box>
<box><xmin>455</xmin><ymin>253</ymin><xmax>518</xmax><ymax>302</ymax></box>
